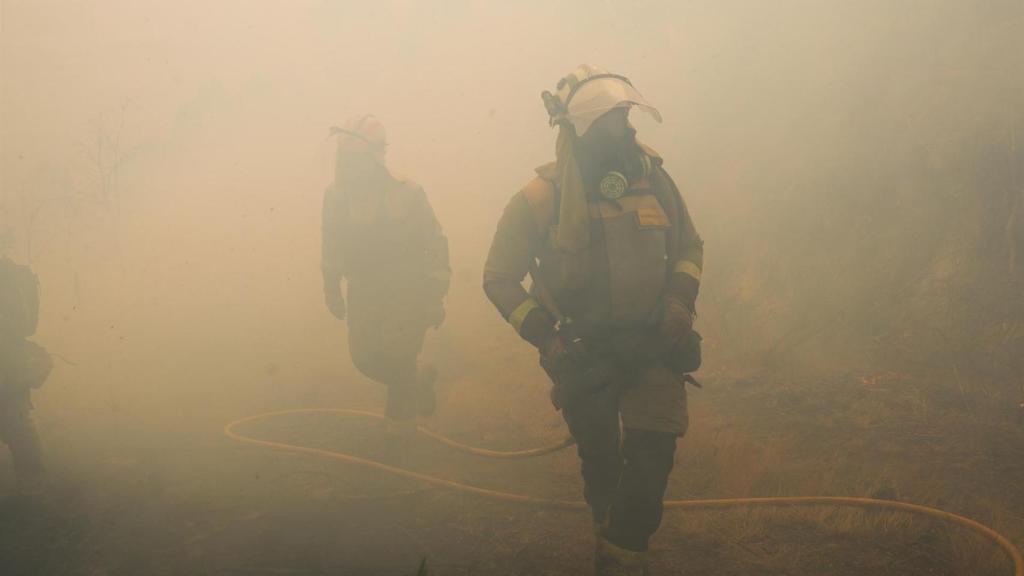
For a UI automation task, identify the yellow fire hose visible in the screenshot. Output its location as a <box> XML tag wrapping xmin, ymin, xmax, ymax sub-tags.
<box><xmin>224</xmin><ymin>408</ymin><xmax>1023</xmax><ymax>575</ymax></box>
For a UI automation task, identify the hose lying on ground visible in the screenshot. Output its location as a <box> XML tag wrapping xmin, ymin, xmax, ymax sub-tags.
<box><xmin>224</xmin><ymin>408</ymin><xmax>1023</xmax><ymax>576</ymax></box>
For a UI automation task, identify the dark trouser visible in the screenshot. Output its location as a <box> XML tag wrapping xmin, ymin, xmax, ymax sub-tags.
<box><xmin>0</xmin><ymin>387</ymin><xmax>45</xmax><ymax>483</ymax></box>
<box><xmin>610</xmin><ymin>429</ymin><xmax>677</xmax><ymax>551</ymax></box>
<box><xmin>561</xmin><ymin>383</ymin><xmax>681</xmax><ymax>552</ymax></box>
<box><xmin>346</xmin><ymin>286</ymin><xmax>428</xmax><ymax>421</ymax></box>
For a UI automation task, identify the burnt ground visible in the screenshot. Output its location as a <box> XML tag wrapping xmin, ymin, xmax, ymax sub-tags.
<box><xmin>2</xmin><ymin>326</ymin><xmax>1024</xmax><ymax>575</ymax></box>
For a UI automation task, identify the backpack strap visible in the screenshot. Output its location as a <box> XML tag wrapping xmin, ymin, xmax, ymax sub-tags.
<box><xmin>522</xmin><ymin>163</ymin><xmax>560</xmax><ymax>238</ymax></box>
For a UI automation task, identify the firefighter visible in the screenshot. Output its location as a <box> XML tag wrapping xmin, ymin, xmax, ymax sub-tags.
<box><xmin>0</xmin><ymin>248</ymin><xmax>52</xmax><ymax>494</ymax></box>
<box><xmin>484</xmin><ymin>66</ymin><xmax>703</xmax><ymax>575</ymax></box>
<box><xmin>322</xmin><ymin>115</ymin><xmax>451</xmax><ymax>424</ymax></box>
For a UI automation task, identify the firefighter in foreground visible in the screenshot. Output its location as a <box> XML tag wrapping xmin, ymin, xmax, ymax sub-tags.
<box><xmin>484</xmin><ymin>66</ymin><xmax>703</xmax><ymax>575</ymax></box>
<box><xmin>322</xmin><ymin>115</ymin><xmax>450</xmax><ymax>427</ymax></box>
<box><xmin>0</xmin><ymin>240</ymin><xmax>52</xmax><ymax>494</ymax></box>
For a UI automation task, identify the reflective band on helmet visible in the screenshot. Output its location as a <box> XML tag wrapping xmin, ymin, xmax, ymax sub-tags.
<box><xmin>673</xmin><ymin>260</ymin><xmax>702</xmax><ymax>281</ymax></box>
<box><xmin>509</xmin><ymin>298</ymin><xmax>540</xmax><ymax>333</ymax></box>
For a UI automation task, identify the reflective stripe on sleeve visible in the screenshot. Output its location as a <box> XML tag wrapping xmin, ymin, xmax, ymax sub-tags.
<box><xmin>673</xmin><ymin>260</ymin><xmax>702</xmax><ymax>282</ymax></box>
<box><xmin>508</xmin><ymin>297</ymin><xmax>540</xmax><ymax>333</ymax></box>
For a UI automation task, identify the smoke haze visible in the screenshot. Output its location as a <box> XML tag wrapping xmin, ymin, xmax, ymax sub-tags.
<box><xmin>2</xmin><ymin>1</ymin><xmax>1023</xmax><ymax>574</ymax></box>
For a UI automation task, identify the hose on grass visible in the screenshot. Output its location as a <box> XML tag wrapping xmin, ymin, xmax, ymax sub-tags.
<box><xmin>225</xmin><ymin>408</ymin><xmax>1023</xmax><ymax>576</ymax></box>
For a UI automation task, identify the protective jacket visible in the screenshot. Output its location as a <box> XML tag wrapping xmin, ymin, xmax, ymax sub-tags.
<box><xmin>321</xmin><ymin>174</ymin><xmax>450</xmax><ymax>315</ymax></box>
<box><xmin>483</xmin><ymin>145</ymin><xmax>702</xmax><ymax>349</ymax></box>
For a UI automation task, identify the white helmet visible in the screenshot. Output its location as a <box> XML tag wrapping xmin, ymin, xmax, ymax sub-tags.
<box><xmin>329</xmin><ymin>114</ymin><xmax>388</xmax><ymax>165</ymax></box>
<box><xmin>542</xmin><ymin>64</ymin><xmax>662</xmax><ymax>136</ymax></box>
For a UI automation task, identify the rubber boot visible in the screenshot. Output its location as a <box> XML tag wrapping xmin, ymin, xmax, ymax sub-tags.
<box><xmin>416</xmin><ymin>365</ymin><xmax>438</xmax><ymax>418</ymax></box>
<box><xmin>595</xmin><ymin>534</ymin><xmax>646</xmax><ymax>576</ymax></box>
<box><xmin>593</xmin><ymin>503</ymin><xmax>611</xmax><ymax>535</ymax></box>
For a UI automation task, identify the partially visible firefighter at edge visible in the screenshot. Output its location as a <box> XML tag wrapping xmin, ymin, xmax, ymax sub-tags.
<box><xmin>321</xmin><ymin>115</ymin><xmax>451</xmax><ymax>434</ymax></box>
<box><xmin>1</xmin><ymin>243</ymin><xmax>52</xmax><ymax>494</ymax></box>
<box><xmin>483</xmin><ymin>65</ymin><xmax>704</xmax><ymax>575</ymax></box>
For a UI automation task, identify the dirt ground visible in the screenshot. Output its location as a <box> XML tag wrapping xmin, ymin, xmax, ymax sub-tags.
<box><xmin>2</xmin><ymin>311</ymin><xmax>1023</xmax><ymax>576</ymax></box>
<box><xmin>2</xmin><ymin>223</ymin><xmax>1024</xmax><ymax>576</ymax></box>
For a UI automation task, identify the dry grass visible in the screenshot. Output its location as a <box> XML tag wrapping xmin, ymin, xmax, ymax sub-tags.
<box><xmin>650</xmin><ymin>365</ymin><xmax>1024</xmax><ymax>576</ymax></box>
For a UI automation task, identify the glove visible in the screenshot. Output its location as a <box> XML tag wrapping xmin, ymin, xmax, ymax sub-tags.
<box><xmin>660</xmin><ymin>297</ymin><xmax>694</xmax><ymax>346</ymax></box>
<box><xmin>539</xmin><ymin>327</ymin><xmax>614</xmax><ymax>410</ymax></box>
<box><xmin>324</xmin><ymin>288</ymin><xmax>347</xmax><ymax>320</ymax></box>
<box><xmin>666</xmin><ymin>329</ymin><xmax>703</xmax><ymax>374</ymax></box>
<box><xmin>541</xmin><ymin>331</ymin><xmax>570</xmax><ymax>365</ymax></box>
